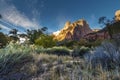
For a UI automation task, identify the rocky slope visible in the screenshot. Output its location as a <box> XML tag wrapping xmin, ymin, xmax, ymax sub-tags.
<box><xmin>54</xmin><ymin>19</ymin><xmax>92</xmax><ymax>41</ymax></box>
<box><xmin>115</xmin><ymin>10</ymin><xmax>120</xmax><ymax>21</ymax></box>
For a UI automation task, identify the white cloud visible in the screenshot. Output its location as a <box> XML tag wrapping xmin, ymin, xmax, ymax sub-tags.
<box><xmin>53</xmin><ymin>30</ymin><xmax>60</xmax><ymax>36</ymax></box>
<box><xmin>0</xmin><ymin>0</ymin><xmax>40</xmax><ymax>29</ymax></box>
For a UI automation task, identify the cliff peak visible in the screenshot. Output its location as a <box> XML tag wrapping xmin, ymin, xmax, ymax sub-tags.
<box><xmin>54</xmin><ymin>19</ymin><xmax>92</xmax><ymax>41</ymax></box>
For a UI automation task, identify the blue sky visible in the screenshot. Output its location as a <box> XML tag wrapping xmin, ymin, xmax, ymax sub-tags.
<box><xmin>0</xmin><ymin>0</ymin><xmax>120</xmax><ymax>34</ymax></box>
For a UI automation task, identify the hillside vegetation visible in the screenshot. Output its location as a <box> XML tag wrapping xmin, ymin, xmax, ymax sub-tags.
<box><xmin>0</xmin><ymin>40</ymin><xmax>120</xmax><ymax>80</ymax></box>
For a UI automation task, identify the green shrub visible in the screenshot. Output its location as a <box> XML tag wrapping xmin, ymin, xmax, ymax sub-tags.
<box><xmin>58</xmin><ymin>40</ymin><xmax>77</xmax><ymax>49</ymax></box>
<box><xmin>35</xmin><ymin>34</ymin><xmax>56</xmax><ymax>48</ymax></box>
<box><xmin>0</xmin><ymin>42</ymin><xmax>33</xmax><ymax>76</ymax></box>
<box><xmin>49</xmin><ymin>47</ymin><xmax>71</xmax><ymax>56</ymax></box>
<box><xmin>72</xmin><ymin>46</ymin><xmax>90</xmax><ymax>57</ymax></box>
<box><xmin>85</xmin><ymin>40</ymin><xmax>120</xmax><ymax>70</ymax></box>
<box><xmin>78</xmin><ymin>39</ymin><xmax>87</xmax><ymax>46</ymax></box>
<box><xmin>0</xmin><ymin>42</ymin><xmax>73</xmax><ymax>79</ymax></box>
<box><xmin>34</xmin><ymin>46</ymin><xmax>71</xmax><ymax>56</ymax></box>
<box><xmin>0</xmin><ymin>32</ymin><xmax>8</xmax><ymax>48</ymax></box>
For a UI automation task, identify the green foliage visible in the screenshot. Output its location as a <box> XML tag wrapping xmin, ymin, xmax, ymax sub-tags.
<box><xmin>109</xmin><ymin>21</ymin><xmax>120</xmax><ymax>34</ymax></box>
<box><xmin>9</xmin><ymin>36</ymin><xmax>19</xmax><ymax>42</ymax></box>
<box><xmin>0</xmin><ymin>42</ymin><xmax>33</xmax><ymax>76</ymax></box>
<box><xmin>9</xmin><ymin>29</ymin><xmax>18</xmax><ymax>35</ymax></box>
<box><xmin>35</xmin><ymin>46</ymin><xmax>71</xmax><ymax>56</ymax></box>
<box><xmin>35</xmin><ymin>34</ymin><xmax>56</xmax><ymax>48</ymax></box>
<box><xmin>0</xmin><ymin>43</ymin><xmax>73</xmax><ymax>79</ymax></box>
<box><xmin>98</xmin><ymin>16</ymin><xmax>108</xmax><ymax>25</ymax></box>
<box><xmin>72</xmin><ymin>46</ymin><xmax>90</xmax><ymax>57</ymax></box>
<box><xmin>77</xmin><ymin>38</ymin><xmax>102</xmax><ymax>48</ymax></box>
<box><xmin>98</xmin><ymin>16</ymin><xmax>120</xmax><ymax>39</ymax></box>
<box><xmin>27</xmin><ymin>27</ymin><xmax>47</xmax><ymax>44</ymax></box>
<box><xmin>57</xmin><ymin>38</ymin><xmax>102</xmax><ymax>49</ymax></box>
<box><xmin>0</xmin><ymin>32</ymin><xmax>8</xmax><ymax>48</ymax></box>
<box><xmin>57</xmin><ymin>40</ymin><xmax>77</xmax><ymax>49</ymax></box>
<box><xmin>27</xmin><ymin>29</ymin><xmax>42</xmax><ymax>44</ymax></box>
<box><xmin>78</xmin><ymin>39</ymin><xmax>87</xmax><ymax>46</ymax></box>
<box><xmin>9</xmin><ymin>29</ymin><xmax>19</xmax><ymax>42</ymax></box>
<box><xmin>1</xmin><ymin>41</ymin><xmax>120</xmax><ymax>79</ymax></box>
<box><xmin>48</xmin><ymin>47</ymin><xmax>71</xmax><ymax>56</ymax></box>
<box><xmin>5</xmin><ymin>42</ymin><xmax>32</xmax><ymax>53</ymax></box>
<box><xmin>91</xmin><ymin>38</ymin><xmax>103</xmax><ymax>47</ymax></box>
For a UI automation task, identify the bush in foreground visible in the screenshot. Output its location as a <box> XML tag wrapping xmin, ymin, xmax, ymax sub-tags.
<box><xmin>1</xmin><ymin>41</ymin><xmax>120</xmax><ymax>80</ymax></box>
<box><xmin>0</xmin><ymin>43</ymin><xmax>73</xmax><ymax>79</ymax></box>
<box><xmin>72</xmin><ymin>46</ymin><xmax>90</xmax><ymax>58</ymax></box>
<box><xmin>35</xmin><ymin>34</ymin><xmax>57</xmax><ymax>48</ymax></box>
<box><xmin>84</xmin><ymin>40</ymin><xmax>120</xmax><ymax>70</ymax></box>
<box><xmin>35</xmin><ymin>46</ymin><xmax>71</xmax><ymax>56</ymax></box>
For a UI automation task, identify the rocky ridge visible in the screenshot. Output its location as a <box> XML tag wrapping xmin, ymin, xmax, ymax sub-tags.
<box><xmin>54</xmin><ymin>19</ymin><xmax>92</xmax><ymax>41</ymax></box>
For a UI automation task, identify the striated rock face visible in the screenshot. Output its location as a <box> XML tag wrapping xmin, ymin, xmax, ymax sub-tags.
<box><xmin>115</xmin><ymin>10</ymin><xmax>120</xmax><ymax>21</ymax></box>
<box><xmin>54</xmin><ymin>19</ymin><xmax>92</xmax><ymax>41</ymax></box>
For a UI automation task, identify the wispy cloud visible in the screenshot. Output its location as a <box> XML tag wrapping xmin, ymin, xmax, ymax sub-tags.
<box><xmin>0</xmin><ymin>0</ymin><xmax>40</xmax><ymax>30</ymax></box>
<box><xmin>53</xmin><ymin>30</ymin><xmax>60</xmax><ymax>36</ymax></box>
<box><xmin>0</xmin><ymin>24</ymin><xmax>11</xmax><ymax>31</ymax></box>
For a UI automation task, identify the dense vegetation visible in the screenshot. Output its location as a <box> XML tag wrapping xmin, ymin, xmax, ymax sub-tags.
<box><xmin>0</xmin><ymin>39</ymin><xmax>120</xmax><ymax>80</ymax></box>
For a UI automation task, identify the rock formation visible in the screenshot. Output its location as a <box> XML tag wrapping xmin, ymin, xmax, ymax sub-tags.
<box><xmin>54</xmin><ymin>10</ymin><xmax>120</xmax><ymax>41</ymax></box>
<box><xmin>54</xmin><ymin>19</ymin><xmax>92</xmax><ymax>41</ymax></box>
<box><xmin>115</xmin><ymin>10</ymin><xmax>120</xmax><ymax>21</ymax></box>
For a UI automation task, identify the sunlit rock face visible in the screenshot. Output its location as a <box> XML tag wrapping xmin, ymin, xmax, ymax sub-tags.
<box><xmin>54</xmin><ymin>19</ymin><xmax>92</xmax><ymax>41</ymax></box>
<box><xmin>115</xmin><ymin>10</ymin><xmax>120</xmax><ymax>21</ymax></box>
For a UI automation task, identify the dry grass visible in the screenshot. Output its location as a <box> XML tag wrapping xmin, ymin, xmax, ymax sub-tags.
<box><xmin>1</xmin><ymin>41</ymin><xmax>120</xmax><ymax>80</ymax></box>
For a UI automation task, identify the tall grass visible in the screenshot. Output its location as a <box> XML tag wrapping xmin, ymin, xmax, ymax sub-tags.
<box><xmin>1</xmin><ymin>41</ymin><xmax>120</xmax><ymax>80</ymax></box>
<box><xmin>85</xmin><ymin>41</ymin><xmax>120</xmax><ymax>70</ymax></box>
<box><xmin>0</xmin><ymin>42</ymin><xmax>33</xmax><ymax>77</ymax></box>
<box><xmin>81</xmin><ymin>40</ymin><xmax>120</xmax><ymax>80</ymax></box>
<box><xmin>0</xmin><ymin>42</ymin><xmax>73</xmax><ymax>79</ymax></box>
